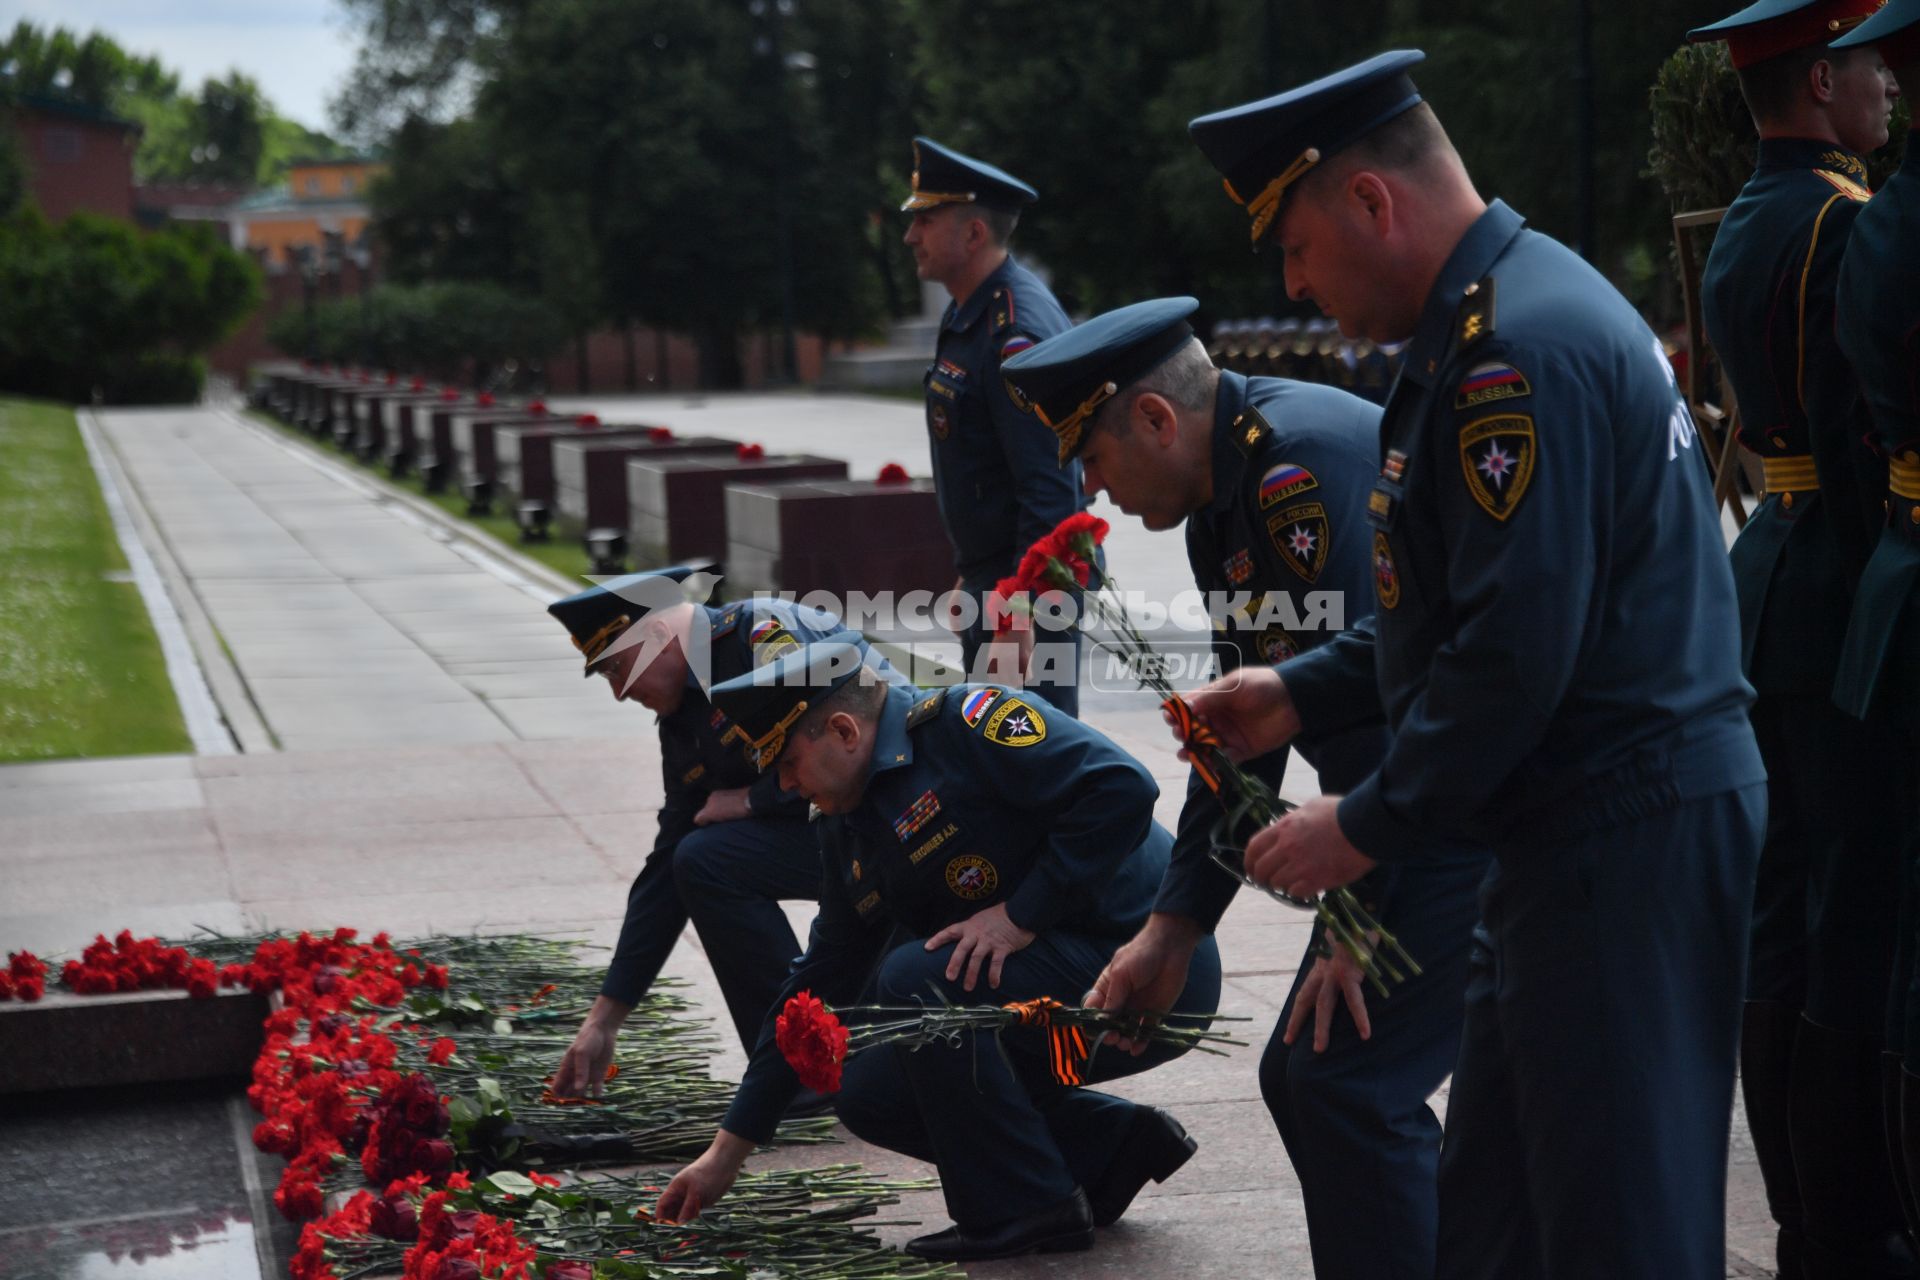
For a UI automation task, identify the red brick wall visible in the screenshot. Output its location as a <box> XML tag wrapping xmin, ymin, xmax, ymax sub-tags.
<box><xmin>13</xmin><ymin>109</ymin><xmax>136</xmax><ymax>223</ymax></box>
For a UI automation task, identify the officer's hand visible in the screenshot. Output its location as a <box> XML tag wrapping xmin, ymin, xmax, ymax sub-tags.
<box><xmin>657</xmin><ymin>1131</ymin><xmax>752</xmax><ymax>1222</ymax></box>
<box><xmin>1244</xmin><ymin>795</ymin><xmax>1376</xmax><ymax>899</ymax></box>
<box><xmin>1282</xmin><ymin>931</ymin><xmax>1374</xmax><ymax>1053</ymax></box>
<box><xmin>1175</xmin><ymin>667</ymin><xmax>1302</xmax><ymax>763</ymax></box>
<box><xmin>925</xmin><ymin>902</ymin><xmax>1036</xmax><ymax>991</ymax></box>
<box><xmin>693</xmin><ymin>787</ymin><xmax>752</xmax><ymax>827</ymax></box>
<box><xmin>978</xmin><ymin>623</ymin><xmax>1037</xmax><ymax>687</ymax></box>
<box><xmin>552</xmin><ymin>1018</ymin><xmax>618</xmax><ymax>1100</ymax></box>
<box><xmin>1084</xmin><ymin>913</ymin><xmax>1204</xmax><ymax>1056</ymax></box>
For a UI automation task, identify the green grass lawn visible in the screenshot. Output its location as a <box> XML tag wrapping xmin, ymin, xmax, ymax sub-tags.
<box><xmin>245</xmin><ymin>409</ymin><xmax>598</xmax><ymax>585</ymax></box>
<box><xmin>0</xmin><ymin>398</ymin><xmax>191</xmax><ymax>762</ymax></box>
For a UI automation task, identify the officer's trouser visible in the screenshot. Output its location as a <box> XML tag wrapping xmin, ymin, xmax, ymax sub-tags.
<box><xmin>601</xmin><ymin>816</ymin><xmax>819</xmax><ymax>1052</ymax></box>
<box><xmin>1433</xmin><ymin>783</ymin><xmax>1764</xmax><ymax>1280</ymax></box>
<box><xmin>1262</xmin><ymin>855</ymin><xmax>1483</xmax><ymax>1280</ymax></box>
<box><xmin>832</xmin><ymin>930</ymin><xmax>1222</xmax><ymax>1229</ymax></box>
<box><xmin>957</xmin><ymin>574</ymin><xmax>1081</xmax><ymax>717</ymax></box>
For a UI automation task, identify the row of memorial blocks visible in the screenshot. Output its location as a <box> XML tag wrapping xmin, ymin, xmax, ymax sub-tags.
<box><xmin>249</xmin><ymin>362</ymin><xmax>952</xmax><ymax>599</ymax></box>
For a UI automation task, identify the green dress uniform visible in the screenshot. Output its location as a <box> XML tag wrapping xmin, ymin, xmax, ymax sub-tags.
<box><xmin>1691</xmin><ymin>0</ymin><xmax>1915</xmax><ymax>1270</ymax></box>
<box><xmin>1833</xmin><ymin>0</ymin><xmax>1920</xmax><ymax>1244</ymax></box>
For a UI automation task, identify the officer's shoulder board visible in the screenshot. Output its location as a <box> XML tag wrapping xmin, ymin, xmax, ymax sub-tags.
<box><xmin>1454</xmin><ymin>275</ymin><xmax>1496</xmax><ymax>355</ymax></box>
<box><xmin>1447</xmin><ymin>275</ymin><xmax>1539</xmax><ymax>523</ymax></box>
<box><xmin>711</xmin><ymin>604</ymin><xmax>742</xmax><ymax>637</ymax></box>
<box><xmin>1230</xmin><ymin>405</ymin><xmax>1274</xmax><ymax>458</ymax></box>
<box><xmin>905</xmin><ymin>687</ymin><xmax>947</xmax><ymax>730</ymax></box>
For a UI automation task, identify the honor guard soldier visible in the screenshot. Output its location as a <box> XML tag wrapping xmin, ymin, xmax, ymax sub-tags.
<box><xmin>544</xmin><ymin>570</ymin><xmax>900</xmax><ymax>1093</ymax></box>
<box><xmin>656</xmin><ymin>642</ymin><xmax>1223</xmax><ymax>1261</ymax></box>
<box><xmin>1006</xmin><ymin>297</ymin><xmax>1487</xmax><ymax>1279</ymax></box>
<box><xmin>902</xmin><ymin>137</ymin><xmax>1086</xmax><ymax>713</ymax></box>
<box><xmin>1832</xmin><ymin>0</ymin><xmax>1920</xmax><ymax>1246</ymax></box>
<box><xmin>1146</xmin><ymin>52</ymin><xmax>1765</xmax><ymax>1279</ymax></box>
<box><xmin>1690</xmin><ymin>2</ymin><xmax>1910</xmax><ymax>1273</ymax></box>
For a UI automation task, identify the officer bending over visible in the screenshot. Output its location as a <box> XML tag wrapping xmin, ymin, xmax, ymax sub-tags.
<box><xmin>545</xmin><ymin>572</ymin><xmax>898</xmax><ymax>1094</ymax></box>
<box><xmin>657</xmin><ymin>643</ymin><xmax>1222</xmax><ymax>1262</ymax></box>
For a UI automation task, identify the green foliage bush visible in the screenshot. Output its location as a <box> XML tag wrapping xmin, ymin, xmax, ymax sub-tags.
<box><xmin>0</xmin><ymin>209</ymin><xmax>263</xmax><ymax>404</ymax></box>
<box><xmin>265</xmin><ymin>280</ymin><xmax>567</xmax><ymax>375</ymax></box>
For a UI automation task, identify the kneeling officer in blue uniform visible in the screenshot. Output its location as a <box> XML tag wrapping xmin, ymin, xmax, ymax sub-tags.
<box><xmin>546</xmin><ymin>570</ymin><xmax>899</xmax><ymax>1094</ymax></box>
<box><xmin>656</xmin><ymin>643</ymin><xmax>1223</xmax><ymax>1261</ymax></box>
<box><xmin>1005</xmin><ymin>297</ymin><xmax>1487</xmax><ymax>1279</ymax></box>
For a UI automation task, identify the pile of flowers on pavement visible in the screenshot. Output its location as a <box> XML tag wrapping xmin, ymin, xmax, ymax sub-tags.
<box><xmin>8</xmin><ymin>929</ymin><xmax>958</xmax><ymax>1279</ymax></box>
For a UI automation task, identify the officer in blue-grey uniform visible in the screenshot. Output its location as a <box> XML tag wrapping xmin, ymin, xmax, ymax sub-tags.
<box><xmin>1832</xmin><ymin>0</ymin><xmax>1920</xmax><ymax>1245</ymax></box>
<box><xmin>1105</xmin><ymin>52</ymin><xmax>1767</xmax><ymax>1279</ymax></box>
<box><xmin>1689</xmin><ymin>3</ymin><xmax>1909</xmax><ymax>1274</ymax></box>
<box><xmin>544</xmin><ymin>570</ymin><xmax>900</xmax><ymax>1091</ymax></box>
<box><xmin>1003</xmin><ymin>296</ymin><xmax>1486</xmax><ymax>1279</ymax></box>
<box><xmin>903</xmin><ymin>137</ymin><xmax>1085</xmax><ymax>713</ymax></box>
<box><xmin>655</xmin><ymin>642</ymin><xmax>1223</xmax><ymax>1262</ymax></box>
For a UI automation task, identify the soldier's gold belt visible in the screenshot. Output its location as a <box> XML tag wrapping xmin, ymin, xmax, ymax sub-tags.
<box><xmin>1891</xmin><ymin>454</ymin><xmax>1920</xmax><ymax>502</ymax></box>
<box><xmin>1761</xmin><ymin>454</ymin><xmax>1818</xmax><ymax>495</ymax></box>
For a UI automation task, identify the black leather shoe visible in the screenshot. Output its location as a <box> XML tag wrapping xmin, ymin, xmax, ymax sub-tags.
<box><xmin>905</xmin><ymin>1188</ymin><xmax>1095</xmax><ymax>1261</ymax></box>
<box><xmin>1088</xmin><ymin>1106</ymin><xmax>1197</xmax><ymax>1227</ymax></box>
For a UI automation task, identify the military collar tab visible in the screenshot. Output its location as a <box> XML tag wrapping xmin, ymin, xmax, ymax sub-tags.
<box><xmin>1756</xmin><ymin>136</ymin><xmax>1869</xmax><ymax>181</ymax></box>
<box><xmin>869</xmin><ymin>683</ymin><xmax>921</xmax><ymax>773</ymax></box>
<box><xmin>1402</xmin><ymin>200</ymin><xmax>1525</xmax><ymax>386</ymax></box>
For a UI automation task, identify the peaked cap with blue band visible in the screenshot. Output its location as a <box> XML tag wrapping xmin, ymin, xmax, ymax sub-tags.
<box><xmin>547</xmin><ymin>565</ymin><xmax>710</xmax><ymax>675</ymax></box>
<box><xmin>901</xmin><ymin>136</ymin><xmax>1039</xmax><ymax>213</ymax></box>
<box><xmin>1001</xmin><ymin>297</ymin><xmax>1201</xmax><ymax>464</ymax></box>
<box><xmin>709</xmin><ymin>640</ymin><xmax>870</xmax><ymax>770</ymax></box>
<box><xmin>1688</xmin><ymin>0</ymin><xmax>1890</xmax><ymax>66</ymax></box>
<box><xmin>1189</xmin><ymin>50</ymin><xmax>1427</xmax><ymax>247</ymax></box>
<box><xmin>1832</xmin><ymin>0</ymin><xmax>1919</xmax><ymax>48</ymax></box>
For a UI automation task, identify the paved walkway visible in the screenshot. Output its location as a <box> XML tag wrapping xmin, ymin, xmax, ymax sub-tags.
<box><xmin>0</xmin><ymin>396</ymin><xmax>1777</xmax><ymax>1277</ymax></box>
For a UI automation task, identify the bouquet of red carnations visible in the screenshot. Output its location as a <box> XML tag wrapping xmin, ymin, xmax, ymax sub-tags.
<box><xmin>992</xmin><ymin>513</ymin><xmax>1418</xmax><ymax>995</ymax></box>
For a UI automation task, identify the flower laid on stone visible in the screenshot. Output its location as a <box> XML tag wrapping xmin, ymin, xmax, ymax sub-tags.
<box><xmin>1</xmin><ymin>950</ymin><xmax>46</xmax><ymax>1001</ymax></box>
<box><xmin>994</xmin><ymin>512</ymin><xmax>1421</xmax><ymax>995</ymax></box>
<box><xmin>777</xmin><ymin>991</ymin><xmax>1244</xmax><ymax>1091</ymax></box>
<box><xmin>875</xmin><ymin>462</ymin><xmax>911</xmax><ymax>484</ymax></box>
<box><xmin>56</xmin><ymin>931</ymin><xmax>220</xmax><ymax>998</ymax></box>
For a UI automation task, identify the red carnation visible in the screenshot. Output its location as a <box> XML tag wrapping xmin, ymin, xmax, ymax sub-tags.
<box><xmin>876</xmin><ymin>462</ymin><xmax>911</xmax><ymax>485</ymax></box>
<box><xmin>988</xmin><ymin>575</ymin><xmax>1032</xmax><ymax>636</ymax></box>
<box><xmin>774</xmin><ymin>990</ymin><xmax>848</xmax><ymax>1093</ymax></box>
<box><xmin>476</xmin><ymin>392</ymin><xmax>495</xmax><ymax>407</ymax></box>
<box><xmin>646</xmin><ymin>426</ymin><xmax>673</xmax><ymax>441</ymax></box>
<box><xmin>440</xmin><ymin>388</ymin><xmax>460</xmax><ymax>402</ymax></box>
<box><xmin>577</xmin><ymin>413</ymin><xmax>600</xmax><ymax>427</ymax></box>
<box><xmin>426</xmin><ymin>1038</ymin><xmax>457</xmax><ymax>1066</ymax></box>
<box><xmin>16</xmin><ymin>976</ymin><xmax>43</xmax><ymax>1002</ymax></box>
<box><xmin>737</xmin><ymin>442</ymin><xmax>766</xmax><ymax>461</ymax></box>
<box><xmin>370</xmin><ymin>1193</ymin><xmax>420</xmax><ymax>1241</ymax></box>
<box><xmin>0</xmin><ymin>973</ymin><xmax>12</xmax><ymax>1000</ymax></box>
<box><xmin>9</xmin><ymin>950</ymin><xmax>46</xmax><ymax>981</ymax></box>
<box><xmin>528</xmin><ymin>400</ymin><xmax>547</xmax><ymax>415</ymax></box>
<box><xmin>274</xmin><ymin>1178</ymin><xmax>325</xmax><ymax>1221</ymax></box>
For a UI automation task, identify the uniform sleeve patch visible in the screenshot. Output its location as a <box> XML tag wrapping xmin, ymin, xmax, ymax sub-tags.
<box><xmin>1454</xmin><ymin>361</ymin><xmax>1532</xmax><ymax>410</ymax></box>
<box><xmin>750</xmin><ymin>620</ymin><xmax>800</xmax><ymax>666</ymax></box>
<box><xmin>1458</xmin><ymin>414</ymin><xmax>1537</xmax><ymax>522</ymax></box>
<box><xmin>978</xmin><ymin>695</ymin><xmax>1047</xmax><ymax>746</ymax></box>
<box><xmin>1266</xmin><ymin>501</ymin><xmax>1330</xmax><ymax>584</ymax></box>
<box><xmin>1257</xmin><ymin>462</ymin><xmax>1318</xmax><ymax>508</ymax></box>
<box><xmin>999</xmin><ymin>335</ymin><xmax>1037</xmax><ymax>361</ymax></box>
<box><xmin>960</xmin><ymin>686</ymin><xmax>1003</xmax><ymax>726</ymax></box>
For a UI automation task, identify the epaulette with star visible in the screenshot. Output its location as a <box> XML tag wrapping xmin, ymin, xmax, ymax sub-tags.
<box><xmin>1231</xmin><ymin>405</ymin><xmax>1274</xmax><ymax>457</ymax></box>
<box><xmin>1456</xmin><ymin>276</ymin><xmax>1496</xmax><ymax>351</ymax></box>
<box><xmin>991</xmin><ymin>286</ymin><xmax>1017</xmax><ymax>335</ymax></box>
<box><xmin>905</xmin><ymin>687</ymin><xmax>947</xmax><ymax>729</ymax></box>
<box><xmin>711</xmin><ymin>605</ymin><xmax>742</xmax><ymax>637</ymax></box>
